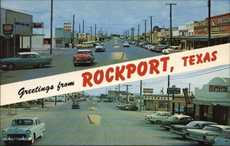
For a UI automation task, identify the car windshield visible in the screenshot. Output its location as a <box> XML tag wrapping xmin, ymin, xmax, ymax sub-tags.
<box><xmin>12</xmin><ymin>119</ymin><xmax>33</xmax><ymax>126</ymax></box>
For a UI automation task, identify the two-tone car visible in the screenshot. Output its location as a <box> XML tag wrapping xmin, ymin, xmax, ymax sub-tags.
<box><xmin>149</xmin><ymin>111</ymin><xmax>172</xmax><ymax>124</ymax></box>
<box><xmin>186</xmin><ymin>125</ymin><xmax>230</xmax><ymax>145</ymax></box>
<box><xmin>2</xmin><ymin>117</ymin><xmax>46</xmax><ymax>145</ymax></box>
<box><xmin>73</xmin><ymin>49</ymin><xmax>95</xmax><ymax>66</ymax></box>
<box><xmin>170</xmin><ymin>121</ymin><xmax>217</xmax><ymax>138</ymax></box>
<box><xmin>0</xmin><ymin>52</ymin><xmax>52</xmax><ymax>70</ymax></box>
<box><xmin>160</xmin><ymin>114</ymin><xmax>193</xmax><ymax>130</ymax></box>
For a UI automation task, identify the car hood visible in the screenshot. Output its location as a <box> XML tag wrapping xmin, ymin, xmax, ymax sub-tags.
<box><xmin>172</xmin><ymin>125</ymin><xmax>186</xmax><ymax>129</ymax></box>
<box><xmin>188</xmin><ymin>129</ymin><xmax>220</xmax><ymax>135</ymax></box>
<box><xmin>5</xmin><ymin>126</ymin><xmax>32</xmax><ymax>134</ymax></box>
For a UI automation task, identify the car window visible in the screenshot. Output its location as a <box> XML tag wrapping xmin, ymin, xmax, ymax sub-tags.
<box><xmin>203</xmin><ymin>126</ymin><xmax>222</xmax><ymax>132</ymax></box>
<box><xmin>20</xmin><ymin>54</ymin><xmax>31</xmax><ymax>58</ymax></box>
<box><xmin>31</xmin><ymin>54</ymin><xmax>40</xmax><ymax>58</ymax></box>
<box><xmin>12</xmin><ymin>119</ymin><xmax>33</xmax><ymax>126</ymax></box>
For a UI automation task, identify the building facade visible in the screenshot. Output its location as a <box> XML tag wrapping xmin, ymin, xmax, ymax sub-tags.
<box><xmin>194</xmin><ymin>77</ymin><xmax>230</xmax><ymax>125</ymax></box>
<box><xmin>0</xmin><ymin>8</ymin><xmax>32</xmax><ymax>58</ymax></box>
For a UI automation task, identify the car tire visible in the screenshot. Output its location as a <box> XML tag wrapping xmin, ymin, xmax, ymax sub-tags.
<box><xmin>7</xmin><ymin>64</ymin><xmax>15</xmax><ymax>70</ymax></box>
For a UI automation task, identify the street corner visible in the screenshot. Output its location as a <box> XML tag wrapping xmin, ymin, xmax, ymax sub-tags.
<box><xmin>87</xmin><ymin>113</ymin><xmax>101</xmax><ymax>126</ymax></box>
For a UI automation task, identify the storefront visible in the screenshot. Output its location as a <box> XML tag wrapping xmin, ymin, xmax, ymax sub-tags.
<box><xmin>0</xmin><ymin>8</ymin><xmax>32</xmax><ymax>58</ymax></box>
<box><xmin>194</xmin><ymin>77</ymin><xmax>230</xmax><ymax>124</ymax></box>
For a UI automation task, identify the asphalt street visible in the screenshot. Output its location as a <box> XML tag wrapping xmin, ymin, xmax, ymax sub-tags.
<box><xmin>0</xmin><ymin>39</ymin><xmax>161</xmax><ymax>84</ymax></box>
<box><xmin>0</xmin><ymin>101</ymin><xmax>200</xmax><ymax>146</ymax></box>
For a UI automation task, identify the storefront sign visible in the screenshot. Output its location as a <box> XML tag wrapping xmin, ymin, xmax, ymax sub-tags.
<box><xmin>167</xmin><ymin>86</ymin><xmax>181</xmax><ymax>94</ymax></box>
<box><xmin>33</xmin><ymin>22</ymin><xmax>44</xmax><ymax>28</ymax></box>
<box><xmin>3</xmin><ymin>24</ymin><xmax>13</xmax><ymax>35</ymax></box>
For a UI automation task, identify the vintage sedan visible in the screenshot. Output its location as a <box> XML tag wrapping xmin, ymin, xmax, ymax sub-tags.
<box><xmin>149</xmin><ymin>111</ymin><xmax>172</xmax><ymax>124</ymax></box>
<box><xmin>186</xmin><ymin>125</ymin><xmax>230</xmax><ymax>145</ymax></box>
<box><xmin>95</xmin><ymin>45</ymin><xmax>106</xmax><ymax>52</ymax></box>
<box><xmin>170</xmin><ymin>121</ymin><xmax>217</xmax><ymax>138</ymax></box>
<box><xmin>0</xmin><ymin>52</ymin><xmax>52</xmax><ymax>70</ymax></box>
<box><xmin>2</xmin><ymin>117</ymin><xmax>46</xmax><ymax>145</ymax></box>
<box><xmin>160</xmin><ymin>114</ymin><xmax>193</xmax><ymax>130</ymax></box>
<box><xmin>73</xmin><ymin>49</ymin><xmax>95</xmax><ymax>66</ymax></box>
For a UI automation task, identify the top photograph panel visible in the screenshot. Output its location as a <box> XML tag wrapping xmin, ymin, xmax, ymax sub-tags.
<box><xmin>0</xmin><ymin>0</ymin><xmax>229</xmax><ymax>84</ymax></box>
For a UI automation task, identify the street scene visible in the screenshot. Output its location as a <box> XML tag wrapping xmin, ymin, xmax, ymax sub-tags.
<box><xmin>0</xmin><ymin>0</ymin><xmax>230</xmax><ymax>146</ymax></box>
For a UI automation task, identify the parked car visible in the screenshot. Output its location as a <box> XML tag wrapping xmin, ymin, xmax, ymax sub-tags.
<box><xmin>73</xmin><ymin>49</ymin><xmax>95</xmax><ymax>66</ymax></box>
<box><xmin>160</xmin><ymin>114</ymin><xmax>193</xmax><ymax>130</ymax></box>
<box><xmin>72</xmin><ymin>102</ymin><xmax>80</xmax><ymax>109</ymax></box>
<box><xmin>0</xmin><ymin>52</ymin><xmax>52</xmax><ymax>70</ymax></box>
<box><xmin>123</xmin><ymin>41</ymin><xmax>130</xmax><ymax>47</ymax></box>
<box><xmin>186</xmin><ymin>125</ymin><xmax>230</xmax><ymax>145</ymax></box>
<box><xmin>116</xmin><ymin>103</ymin><xmax>138</xmax><ymax>111</ymax></box>
<box><xmin>149</xmin><ymin>111</ymin><xmax>172</xmax><ymax>124</ymax></box>
<box><xmin>170</xmin><ymin>121</ymin><xmax>217</xmax><ymax>138</ymax></box>
<box><xmin>2</xmin><ymin>117</ymin><xmax>46</xmax><ymax>145</ymax></box>
<box><xmin>95</xmin><ymin>45</ymin><xmax>106</xmax><ymax>52</ymax></box>
<box><xmin>153</xmin><ymin>44</ymin><xmax>169</xmax><ymax>52</ymax></box>
<box><xmin>144</xmin><ymin>112</ymin><xmax>157</xmax><ymax>121</ymax></box>
<box><xmin>162</xmin><ymin>46</ymin><xmax>181</xmax><ymax>54</ymax></box>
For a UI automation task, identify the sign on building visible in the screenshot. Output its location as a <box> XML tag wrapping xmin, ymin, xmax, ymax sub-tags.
<box><xmin>167</xmin><ymin>85</ymin><xmax>181</xmax><ymax>94</ymax></box>
<box><xmin>33</xmin><ymin>22</ymin><xmax>44</xmax><ymax>28</ymax></box>
<box><xmin>64</xmin><ymin>22</ymin><xmax>72</xmax><ymax>32</ymax></box>
<box><xmin>143</xmin><ymin>88</ymin><xmax>153</xmax><ymax>95</ymax></box>
<box><xmin>3</xmin><ymin>24</ymin><xmax>13</xmax><ymax>35</ymax></box>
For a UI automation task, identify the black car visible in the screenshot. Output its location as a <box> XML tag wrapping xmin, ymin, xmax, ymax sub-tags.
<box><xmin>72</xmin><ymin>103</ymin><xmax>80</xmax><ymax>109</ymax></box>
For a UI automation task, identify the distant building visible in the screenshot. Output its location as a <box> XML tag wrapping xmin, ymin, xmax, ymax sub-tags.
<box><xmin>0</xmin><ymin>8</ymin><xmax>33</xmax><ymax>58</ymax></box>
<box><xmin>194</xmin><ymin>77</ymin><xmax>230</xmax><ymax>125</ymax></box>
<box><xmin>55</xmin><ymin>27</ymin><xmax>72</xmax><ymax>48</ymax></box>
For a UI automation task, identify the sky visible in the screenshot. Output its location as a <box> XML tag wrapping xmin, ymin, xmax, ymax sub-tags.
<box><xmin>1</xmin><ymin>0</ymin><xmax>230</xmax><ymax>36</ymax></box>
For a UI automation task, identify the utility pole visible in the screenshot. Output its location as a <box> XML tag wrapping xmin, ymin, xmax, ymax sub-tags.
<box><xmin>131</xmin><ymin>27</ymin><xmax>134</xmax><ymax>41</ymax></box>
<box><xmin>140</xmin><ymin>80</ymin><xmax>143</xmax><ymax>111</ymax></box>
<box><xmin>90</xmin><ymin>25</ymin><xmax>93</xmax><ymax>41</ymax></box>
<box><xmin>166</xmin><ymin>3</ymin><xmax>176</xmax><ymax>46</ymax></box>
<box><xmin>72</xmin><ymin>14</ymin><xmax>75</xmax><ymax>48</ymax></box>
<box><xmin>124</xmin><ymin>84</ymin><xmax>132</xmax><ymax>104</ymax></box>
<box><xmin>144</xmin><ymin>19</ymin><xmax>147</xmax><ymax>42</ymax></box>
<box><xmin>208</xmin><ymin>0</ymin><xmax>211</xmax><ymax>46</ymax></box>
<box><xmin>82</xmin><ymin>20</ymin><xmax>85</xmax><ymax>33</ymax></box>
<box><xmin>137</xmin><ymin>24</ymin><xmax>140</xmax><ymax>43</ymax></box>
<box><xmin>167</xmin><ymin>75</ymin><xmax>170</xmax><ymax>112</ymax></box>
<box><xmin>79</xmin><ymin>23</ymin><xmax>81</xmax><ymax>33</ymax></box>
<box><xmin>50</xmin><ymin>0</ymin><xmax>53</xmax><ymax>55</ymax></box>
<box><xmin>150</xmin><ymin>16</ymin><xmax>153</xmax><ymax>43</ymax></box>
<box><xmin>94</xmin><ymin>24</ymin><xmax>97</xmax><ymax>41</ymax></box>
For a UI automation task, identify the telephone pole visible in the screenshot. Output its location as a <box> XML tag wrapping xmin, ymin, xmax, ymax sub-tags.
<box><xmin>150</xmin><ymin>16</ymin><xmax>153</xmax><ymax>43</ymax></box>
<box><xmin>79</xmin><ymin>23</ymin><xmax>81</xmax><ymax>33</ymax></box>
<box><xmin>94</xmin><ymin>24</ymin><xmax>97</xmax><ymax>41</ymax></box>
<box><xmin>137</xmin><ymin>24</ymin><xmax>140</xmax><ymax>43</ymax></box>
<box><xmin>50</xmin><ymin>0</ymin><xmax>53</xmax><ymax>55</ymax></box>
<box><xmin>72</xmin><ymin>14</ymin><xmax>75</xmax><ymax>48</ymax></box>
<box><xmin>166</xmin><ymin>3</ymin><xmax>176</xmax><ymax>46</ymax></box>
<box><xmin>131</xmin><ymin>27</ymin><xmax>135</xmax><ymax>41</ymax></box>
<box><xmin>90</xmin><ymin>25</ymin><xmax>93</xmax><ymax>40</ymax></box>
<box><xmin>82</xmin><ymin>19</ymin><xmax>85</xmax><ymax>33</ymax></box>
<box><xmin>208</xmin><ymin>0</ymin><xmax>211</xmax><ymax>46</ymax></box>
<box><xmin>144</xmin><ymin>19</ymin><xmax>147</xmax><ymax>42</ymax></box>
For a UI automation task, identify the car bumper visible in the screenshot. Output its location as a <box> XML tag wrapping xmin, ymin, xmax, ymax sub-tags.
<box><xmin>74</xmin><ymin>60</ymin><xmax>92</xmax><ymax>64</ymax></box>
<box><xmin>2</xmin><ymin>137</ymin><xmax>32</xmax><ymax>142</ymax></box>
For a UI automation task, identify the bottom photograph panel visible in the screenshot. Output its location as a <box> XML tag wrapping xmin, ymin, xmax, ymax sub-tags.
<box><xmin>1</xmin><ymin>65</ymin><xmax>230</xmax><ymax>146</ymax></box>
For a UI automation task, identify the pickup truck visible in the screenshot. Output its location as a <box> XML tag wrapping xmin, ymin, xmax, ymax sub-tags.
<box><xmin>2</xmin><ymin>117</ymin><xmax>46</xmax><ymax>145</ymax></box>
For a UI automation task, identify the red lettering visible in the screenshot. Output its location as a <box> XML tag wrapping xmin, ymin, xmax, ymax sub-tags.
<box><xmin>160</xmin><ymin>56</ymin><xmax>169</xmax><ymax>72</ymax></box>
<box><xmin>94</xmin><ymin>70</ymin><xmax>104</xmax><ymax>85</ymax></box>
<box><xmin>189</xmin><ymin>55</ymin><xmax>195</xmax><ymax>65</ymax></box>
<box><xmin>105</xmin><ymin>67</ymin><xmax>114</xmax><ymax>82</ymax></box>
<box><xmin>182</xmin><ymin>56</ymin><xmax>189</xmax><ymax>66</ymax></box>
<box><xmin>203</xmin><ymin>52</ymin><xmax>211</xmax><ymax>63</ymax></box>
<box><xmin>126</xmin><ymin>63</ymin><xmax>136</xmax><ymax>79</ymax></box>
<box><xmin>211</xmin><ymin>50</ymin><xmax>217</xmax><ymax>61</ymax></box>
<box><xmin>149</xmin><ymin>59</ymin><xmax>160</xmax><ymax>74</ymax></box>
<box><xmin>82</xmin><ymin>72</ymin><xmax>93</xmax><ymax>87</ymax></box>
<box><xmin>196</xmin><ymin>54</ymin><xmax>203</xmax><ymax>64</ymax></box>
<box><xmin>137</xmin><ymin>61</ymin><xmax>148</xmax><ymax>76</ymax></box>
<box><xmin>115</xmin><ymin>65</ymin><xmax>125</xmax><ymax>81</ymax></box>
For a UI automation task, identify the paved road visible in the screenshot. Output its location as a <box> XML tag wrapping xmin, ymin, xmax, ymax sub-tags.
<box><xmin>0</xmin><ymin>39</ymin><xmax>161</xmax><ymax>84</ymax></box>
<box><xmin>0</xmin><ymin>101</ymin><xmax>200</xmax><ymax>146</ymax></box>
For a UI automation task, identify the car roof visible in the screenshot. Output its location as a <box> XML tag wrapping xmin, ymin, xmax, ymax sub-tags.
<box><xmin>18</xmin><ymin>52</ymin><xmax>39</xmax><ymax>55</ymax></box>
<box><xmin>77</xmin><ymin>49</ymin><xmax>92</xmax><ymax>52</ymax></box>
<box><xmin>14</xmin><ymin>117</ymin><xmax>38</xmax><ymax>120</ymax></box>
<box><xmin>189</xmin><ymin>121</ymin><xmax>216</xmax><ymax>124</ymax></box>
<box><xmin>173</xmin><ymin>114</ymin><xmax>191</xmax><ymax>118</ymax></box>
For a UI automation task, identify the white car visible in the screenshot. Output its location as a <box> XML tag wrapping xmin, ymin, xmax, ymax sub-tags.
<box><xmin>187</xmin><ymin>125</ymin><xmax>230</xmax><ymax>145</ymax></box>
<box><xmin>144</xmin><ymin>112</ymin><xmax>156</xmax><ymax>121</ymax></box>
<box><xmin>2</xmin><ymin>117</ymin><xmax>46</xmax><ymax>145</ymax></box>
<box><xmin>123</xmin><ymin>42</ymin><xmax>130</xmax><ymax>47</ymax></box>
<box><xmin>149</xmin><ymin>111</ymin><xmax>172</xmax><ymax>124</ymax></box>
